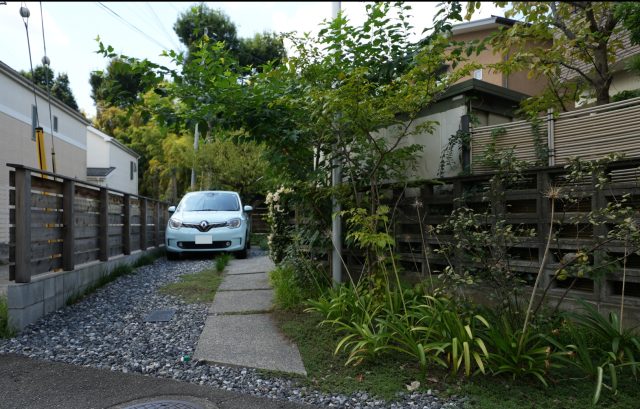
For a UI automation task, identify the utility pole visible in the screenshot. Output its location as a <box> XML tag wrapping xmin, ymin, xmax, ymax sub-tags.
<box><xmin>191</xmin><ymin>122</ymin><xmax>199</xmax><ymax>189</ymax></box>
<box><xmin>331</xmin><ymin>1</ymin><xmax>343</xmax><ymax>288</ymax></box>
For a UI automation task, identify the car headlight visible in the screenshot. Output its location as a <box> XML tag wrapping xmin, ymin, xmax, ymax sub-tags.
<box><xmin>168</xmin><ymin>218</ymin><xmax>182</xmax><ymax>229</ymax></box>
<box><xmin>227</xmin><ymin>218</ymin><xmax>242</xmax><ymax>229</ymax></box>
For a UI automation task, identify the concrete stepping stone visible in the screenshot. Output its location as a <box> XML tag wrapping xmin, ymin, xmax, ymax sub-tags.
<box><xmin>194</xmin><ymin>313</ymin><xmax>307</xmax><ymax>375</ymax></box>
<box><xmin>225</xmin><ymin>257</ymin><xmax>275</xmax><ymax>275</ymax></box>
<box><xmin>218</xmin><ymin>272</ymin><xmax>270</xmax><ymax>291</ymax></box>
<box><xmin>209</xmin><ymin>289</ymin><xmax>273</xmax><ymax>314</ymax></box>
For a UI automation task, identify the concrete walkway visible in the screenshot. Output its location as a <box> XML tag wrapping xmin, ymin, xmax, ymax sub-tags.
<box><xmin>194</xmin><ymin>256</ymin><xmax>307</xmax><ymax>375</ymax></box>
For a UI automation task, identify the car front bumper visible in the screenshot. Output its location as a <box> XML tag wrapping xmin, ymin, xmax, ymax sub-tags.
<box><xmin>165</xmin><ymin>226</ymin><xmax>246</xmax><ymax>254</ymax></box>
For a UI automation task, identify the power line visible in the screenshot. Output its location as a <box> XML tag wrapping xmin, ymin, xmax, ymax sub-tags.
<box><xmin>20</xmin><ymin>2</ymin><xmax>39</xmax><ymax>128</ymax></box>
<box><xmin>96</xmin><ymin>2</ymin><xmax>170</xmax><ymax>50</ymax></box>
<box><xmin>145</xmin><ymin>2</ymin><xmax>181</xmax><ymax>50</ymax></box>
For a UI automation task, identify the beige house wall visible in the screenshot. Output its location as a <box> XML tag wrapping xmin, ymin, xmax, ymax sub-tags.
<box><xmin>0</xmin><ymin>61</ymin><xmax>88</xmax><ymax>249</ymax></box>
<box><xmin>451</xmin><ymin>28</ymin><xmax>548</xmax><ymax>97</ymax></box>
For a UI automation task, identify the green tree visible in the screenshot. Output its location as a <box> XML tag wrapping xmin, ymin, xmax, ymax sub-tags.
<box><xmin>617</xmin><ymin>2</ymin><xmax>640</xmax><ymax>75</ymax></box>
<box><xmin>467</xmin><ymin>1</ymin><xmax>627</xmax><ymax>112</ymax></box>
<box><xmin>238</xmin><ymin>32</ymin><xmax>286</xmax><ymax>70</ymax></box>
<box><xmin>174</xmin><ymin>3</ymin><xmax>239</xmax><ymax>57</ymax></box>
<box><xmin>90</xmin><ymin>58</ymin><xmax>149</xmax><ymax>110</ymax></box>
<box><xmin>21</xmin><ymin>65</ymin><xmax>79</xmax><ymax>110</ymax></box>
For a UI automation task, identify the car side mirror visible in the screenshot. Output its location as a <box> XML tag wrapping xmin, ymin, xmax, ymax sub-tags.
<box><xmin>243</xmin><ymin>205</ymin><xmax>253</xmax><ymax>212</ymax></box>
<box><xmin>168</xmin><ymin>205</ymin><xmax>176</xmax><ymax>214</ymax></box>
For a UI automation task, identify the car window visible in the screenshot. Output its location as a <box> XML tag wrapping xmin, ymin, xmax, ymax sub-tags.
<box><xmin>178</xmin><ymin>192</ymin><xmax>240</xmax><ymax>211</ymax></box>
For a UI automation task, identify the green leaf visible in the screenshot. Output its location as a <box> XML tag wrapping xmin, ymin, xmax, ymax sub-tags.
<box><xmin>593</xmin><ymin>366</ymin><xmax>604</xmax><ymax>405</ymax></box>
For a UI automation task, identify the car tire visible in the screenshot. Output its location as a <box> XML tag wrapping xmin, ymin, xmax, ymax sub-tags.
<box><xmin>235</xmin><ymin>237</ymin><xmax>248</xmax><ymax>259</ymax></box>
<box><xmin>166</xmin><ymin>250</ymin><xmax>180</xmax><ymax>261</ymax></box>
<box><xmin>246</xmin><ymin>232</ymin><xmax>251</xmax><ymax>249</ymax></box>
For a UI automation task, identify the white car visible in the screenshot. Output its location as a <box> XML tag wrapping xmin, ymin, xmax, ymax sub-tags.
<box><xmin>165</xmin><ymin>190</ymin><xmax>252</xmax><ymax>260</ymax></box>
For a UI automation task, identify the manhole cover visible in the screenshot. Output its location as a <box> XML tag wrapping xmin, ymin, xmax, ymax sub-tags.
<box><xmin>123</xmin><ymin>400</ymin><xmax>203</xmax><ymax>409</ymax></box>
<box><xmin>143</xmin><ymin>309</ymin><xmax>176</xmax><ymax>322</ymax></box>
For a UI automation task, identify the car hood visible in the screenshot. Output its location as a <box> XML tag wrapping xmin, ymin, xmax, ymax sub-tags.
<box><xmin>174</xmin><ymin>210</ymin><xmax>242</xmax><ymax>224</ymax></box>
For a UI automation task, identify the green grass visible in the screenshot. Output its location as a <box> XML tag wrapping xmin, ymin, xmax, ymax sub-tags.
<box><xmin>273</xmin><ymin>310</ymin><xmax>427</xmax><ymax>400</ymax></box>
<box><xmin>270</xmin><ymin>266</ymin><xmax>306</xmax><ymax>310</ymax></box>
<box><xmin>457</xmin><ymin>373</ymin><xmax>640</xmax><ymax>409</ymax></box>
<box><xmin>251</xmin><ymin>233</ymin><xmax>269</xmax><ymax>250</ymax></box>
<box><xmin>0</xmin><ymin>296</ymin><xmax>16</xmax><ymax>338</ymax></box>
<box><xmin>158</xmin><ymin>266</ymin><xmax>224</xmax><ymax>303</ymax></box>
<box><xmin>274</xmin><ymin>310</ymin><xmax>640</xmax><ymax>408</ymax></box>
<box><xmin>216</xmin><ymin>253</ymin><xmax>232</xmax><ymax>272</ymax></box>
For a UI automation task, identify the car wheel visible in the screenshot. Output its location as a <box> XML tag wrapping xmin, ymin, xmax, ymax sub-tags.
<box><xmin>166</xmin><ymin>250</ymin><xmax>180</xmax><ymax>261</ymax></box>
<box><xmin>246</xmin><ymin>232</ymin><xmax>251</xmax><ymax>249</ymax></box>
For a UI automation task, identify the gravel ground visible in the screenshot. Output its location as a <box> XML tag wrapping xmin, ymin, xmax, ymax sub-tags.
<box><xmin>0</xmin><ymin>254</ymin><xmax>465</xmax><ymax>409</ymax></box>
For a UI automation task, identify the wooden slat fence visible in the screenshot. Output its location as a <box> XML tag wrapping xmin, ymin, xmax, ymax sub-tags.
<box><xmin>250</xmin><ymin>207</ymin><xmax>269</xmax><ymax>234</ymax></box>
<box><xmin>471</xmin><ymin>96</ymin><xmax>640</xmax><ymax>173</ymax></box>
<box><xmin>393</xmin><ymin>158</ymin><xmax>640</xmax><ymax>310</ymax></box>
<box><xmin>8</xmin><ymin>163</ymin><xmax>168</xmax><ymax>283</ymax></box>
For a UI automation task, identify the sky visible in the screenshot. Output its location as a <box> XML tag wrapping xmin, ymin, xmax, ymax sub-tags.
<box><xmin>0</xmin><ymin>2</ymin><xmax>502</xmax><ymax>119</ymax></box>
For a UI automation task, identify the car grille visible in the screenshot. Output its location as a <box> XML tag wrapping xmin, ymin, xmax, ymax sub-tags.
<box><xmin>181</xmin><ymin>221</ymin><xmax>228</xmax><ymax>232</ymax></box>
<box><xmin>178</xmin><ymin>241</ymin><xmax>232</xmax><ymax>249</ymax></box>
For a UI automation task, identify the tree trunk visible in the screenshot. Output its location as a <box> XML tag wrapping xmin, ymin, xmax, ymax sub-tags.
<box><xmin>593</xmin><ymin>44</ymin><xmax>612</xmax><ymax>105</ymax></box>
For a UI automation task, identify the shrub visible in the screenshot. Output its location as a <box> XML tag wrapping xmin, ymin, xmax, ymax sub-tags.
<box><xmin>216</xmin><ymin>253</ymin><xmax>232</xmax><ymax>272</ymax></box>
<box><xmin>0</xmin><ymin>296</ymin><xmax>15</xmax><ymax>338</ymax></box>
<box><xmin>266</xmin><ymin>186</ymin><xmax>294</xmax><ymax>264</ymax></box>
<box><xmin>270</xmin><ymin>264</ymin><xmax>308</xmax><ymax>310</ymax></box>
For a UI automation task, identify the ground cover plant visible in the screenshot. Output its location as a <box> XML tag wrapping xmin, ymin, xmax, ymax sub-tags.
<box><xmin>159</xmin><ymin>254</ymin><xmax>229</xmax><ymax>303</ymax></box>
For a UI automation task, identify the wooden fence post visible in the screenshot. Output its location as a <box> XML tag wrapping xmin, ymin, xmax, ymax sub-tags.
<box><xmin>154</xmin><ymin>201</ymin><xmax>161</xmax><ymax>247</ymax></box>
<box><xmin>62</xmin><ymin>180</ymin><xmax>75</xmax><ymax>271</ymax></box>
<box><xmin>99</xmin><ymin>188</ymin><xmax>109</xmax><ymax>262</ymax></box>
<box><xmin>14</xmin><ymin>168</ymin><xmax>32</xmax><ymax>283</ymax></box>
<box><xmin>592</xmin><ymin>171</ymin><xmax>607</xmax><ymax>303</ymax></box>
<box><xmin>140</xmin><ymin>198</ymin><xmax>147</xmax><ymax>251</ymax></box>
<box><xmin>123</xmin><ymin>194</ymin><xmax>131</xmax><ymax>255</ymax></box>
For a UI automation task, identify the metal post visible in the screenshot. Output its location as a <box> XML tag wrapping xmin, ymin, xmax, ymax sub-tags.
<box><xmin>191</xmin><ymin>123</ymin><xmax>199</xmax><ymax>189</ymax></box>
<box><xmin>547</xmin><ymin>108</ymin><xmax>555</xmax><ymax>166</ymax></box>
<box><xmin>331</xmin><ymin>1</ymin><xmax>343</xmax><ymax>287</ymax></box>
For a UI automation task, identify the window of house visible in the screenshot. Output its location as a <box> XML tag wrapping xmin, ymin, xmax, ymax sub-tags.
<box><xmin>130</xmin><ymin>161</ymin><xmax>137</xmax><ymax>180</ymax></box>
<box><xmin>53</xmin><ymin>116</ymin><xmax>58</xmax><ymax>132</ymax></box>
<box><xmin>31</xmin><ymin>105</ymin><xmax>38</xmax><ymax>141</ymax></box>
<box><xmin>473</xmin><ymin>69</ymin><xmax>483</xmax><ymax>80</ymax></box>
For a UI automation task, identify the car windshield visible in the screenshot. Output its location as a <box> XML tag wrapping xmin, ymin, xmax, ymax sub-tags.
<box><xmin>179</xmin><ymin>192</ymin><xmax>240</xmax><ymax>212</ymax></box>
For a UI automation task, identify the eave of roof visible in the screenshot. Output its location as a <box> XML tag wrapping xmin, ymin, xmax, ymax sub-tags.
<box><xmin>439</xmin><ymin>78</ymin><xmax>530</xmax><ymax>102</ymax></box>
<box><xmin>87</xmin><ymin>167</ymin><xmax>116</xmax><ymax>177</ymax></box>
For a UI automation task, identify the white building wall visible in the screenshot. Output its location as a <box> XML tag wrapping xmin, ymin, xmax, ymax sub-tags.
<box><xmin>86</xmin><ymin>128</ymin><xmax>111</xmax><ymax>168</ymax></box>
<box><xmin>107</xmin><ymin>141</ymin><xmax>138</xmax><ymax>195</ymax></box>
<box><xmin>610</xmin><ymin>70</ymin><xmax>640</xmax><ymax>97</ymax></box>
<box><xmin>402</xmin><ymin>105</ymin><xmax>468</xmax><ymax>180</ymax></box>
<box><xmin>86</xmin><ymin>126</ymin><xmax>138</xmax><ymax>195</ymax></box>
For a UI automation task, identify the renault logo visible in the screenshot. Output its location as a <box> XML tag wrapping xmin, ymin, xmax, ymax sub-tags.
<box><xmin>199</xmin><ymin>220</ymin><xmax>208</xmax><ymax>229</ymax></box>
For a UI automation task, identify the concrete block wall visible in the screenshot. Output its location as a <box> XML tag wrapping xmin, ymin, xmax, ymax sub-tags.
<box><xmin>8</xmin><ymin>249</ymin><xmax>160</xmax><ymax>331</ymax></box>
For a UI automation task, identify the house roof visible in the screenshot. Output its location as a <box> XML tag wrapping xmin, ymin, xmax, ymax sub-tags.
<box><xmin>451</xmin><ymin>16</ymin><xmax>520</xmax><ymax>36</ymax></box>
<box><xmin>87</xmin><ymin>167</ymin><xmax>115</xmax><ymax>177</ymax></box>
<box><xmin>440</xmin><ymin>78</ymin><xmax>530</xmax><ymax>102</ymax></box>
<box><xmin>0</xmin><ymin>60</ymin><xmax>90</xmax><ymax>125</ymax></box>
